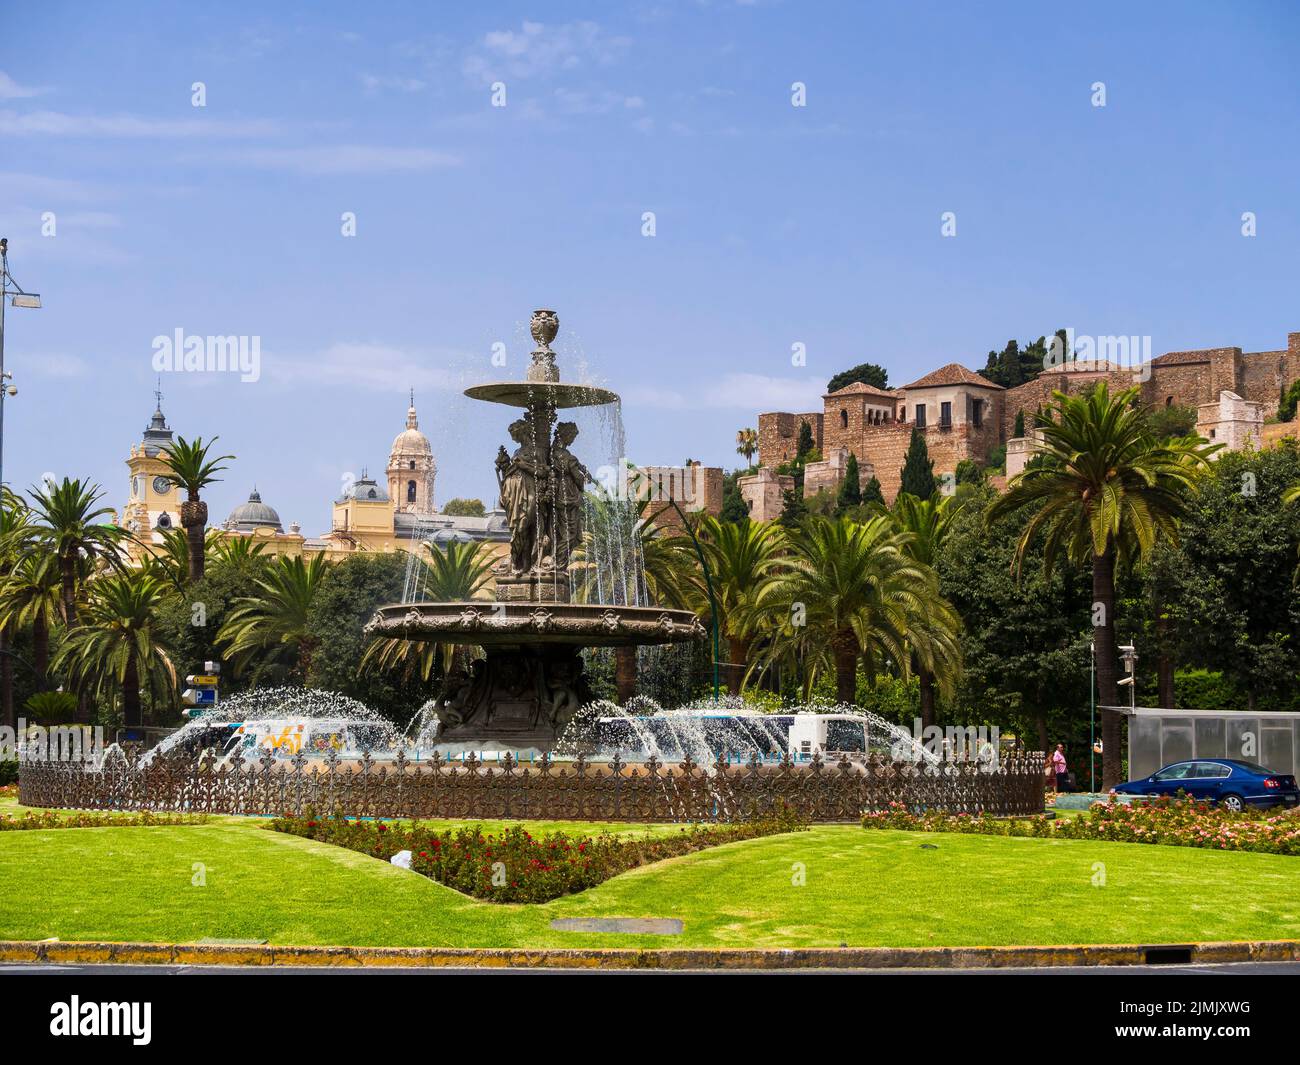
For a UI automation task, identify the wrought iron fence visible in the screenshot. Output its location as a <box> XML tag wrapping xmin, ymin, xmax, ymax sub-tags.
<box><xmin>17</xmin><ymin>748</ymin><xmax>1046</xmax><ymax>823</ymax></box>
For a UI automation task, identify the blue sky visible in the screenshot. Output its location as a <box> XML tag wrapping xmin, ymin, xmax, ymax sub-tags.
<box><xmin>1</xmin><ymin>0</ymin><xmax>1297</xmax><ymax>530</ymax></box>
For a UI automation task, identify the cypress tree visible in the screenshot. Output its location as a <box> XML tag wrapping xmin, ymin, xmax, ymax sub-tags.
<box><xmin>860</xmin><ymin>476</ymin><xmax>885</xmax><ymax>507</ymax></box>
<box><xmin>899</xmin><ymin>427</ymin><xmax>935</xmax><ymax>500</ymax></box>
<box><xmin>796</xmin><ymin>420</ymin><xmax>815</xmax><ymax>460</ymax></box>
<box><xmin>1013</xmin><ymin>409</ymin><xmax>1025</xmax><ymax>437</ymax></box>
<box><xmin>778</xmin><ymin>487</ymin><xmax>808</xmax><ymax>528</ymax></box>
<box><xmin>835</xmin><ymin>453</ymin><xmax>862</xmax><ymax>513</ymax></box>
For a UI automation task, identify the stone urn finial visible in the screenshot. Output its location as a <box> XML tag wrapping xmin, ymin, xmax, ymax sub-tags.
<box><xmin>527</xmin><ymin>309</ymin><xmax>561</xmax><ymax>384</ymax></box>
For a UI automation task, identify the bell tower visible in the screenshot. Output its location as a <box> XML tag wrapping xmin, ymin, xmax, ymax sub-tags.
<box><xmin>123</xmin><ymin>389</ymin><xmax>182</xmax><ymax>541</ymax></box>
<box><xmin>387</xmin><ymin>389</ymin><xmax>437</xmax><ymax>515</ymax></box>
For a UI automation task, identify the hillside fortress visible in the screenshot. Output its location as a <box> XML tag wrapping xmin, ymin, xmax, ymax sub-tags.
<box><xmin>749</xmin><ymin>330</ymin><xmax>1300</xmax><ymax>514</ymax></box>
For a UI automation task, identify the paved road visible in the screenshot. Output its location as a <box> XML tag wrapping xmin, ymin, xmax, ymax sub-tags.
<box><xmin>4</xmin><ymin>961</ymin><xmax>1299</xmax><ymax>975</ymax></box>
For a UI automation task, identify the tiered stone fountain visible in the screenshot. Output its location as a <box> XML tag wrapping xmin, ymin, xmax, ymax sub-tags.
<box><xmin>367</xmin><ymin>310</ymin><xmax>704</xmax><ymax>753</ymax></box>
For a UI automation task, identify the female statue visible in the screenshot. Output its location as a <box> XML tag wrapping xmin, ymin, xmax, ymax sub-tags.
<box><xmin>496</xmin><ymin>412</ymin><xmax>548</xmax><ymax>574</ymax></box>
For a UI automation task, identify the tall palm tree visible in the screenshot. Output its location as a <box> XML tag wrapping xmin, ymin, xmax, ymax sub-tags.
<box><xmin>53</xmin><ymin>571</ymin><xmax>177</xmax><ymax>728</ymax></box>
<box><xmin>140</xmin><ymin>527</ymin><xmax>219</xmax><ymax>591</ymax></box>
<box><xmin>217</xmin><ymin>553</ymin><xmax>327</xmax><ymax>680</ymax></box>
<box><xmin>685</xmin><ymin>515</ymin><xmax>786</xmax><ymax>695</ymax></box>
<box><xmin>0</xmin><ymin>549</ymin><xmax>63</xmax><ymax>686</ymax></box>
<box><xmin>751</xmin><ymin>515</ymin><xmax>942</xmax><ymax>704</ymax></box>
<box><xmin>160</xmin><ymin>435</ymin><xmax>234</xmax><ymax>583</ymax></box>
<box><xmin>363</xmin><ymin>539</ymin><xmax>497</xmax><ymax>683</ymax></box>
<box><xmin>988</xmin><ymin>383</ymin><xmax>1216</xmax><ymax>787</ymax></box>
<box><xmin>735</xmin><ymin>427</ymin><xmax>759</xmax><ymax>467</ymax></box>
<box><xmin>27</xmin><ymin>478</ymin><xmax>132</xmax><ymax>627</ymax></box>
<box><xmin>891</xmin><ymin>492</ymin><xmax>962</xmax><ymax>727</ymax></box>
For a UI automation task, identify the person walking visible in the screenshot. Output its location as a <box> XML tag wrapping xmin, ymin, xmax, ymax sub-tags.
<box><xmin>1050</xmin><ymin>744</ymin><xmax>1069</xmax><ymax>793</ymax></box>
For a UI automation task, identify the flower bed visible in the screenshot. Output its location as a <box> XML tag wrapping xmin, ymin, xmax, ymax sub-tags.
<box><xmin>1</xmin><ymin>809</ymin><xmax>209</xmax><ymax>831</ymax></box>
<box><xmin>862</xmin><ymin>795</ymin><xmax>1300</xmax><ymax>855</ymax></box>
<box><xmin>272</xmin><ymin>806</ymin><xmax>807</xmax><ymax>903</ymax></box>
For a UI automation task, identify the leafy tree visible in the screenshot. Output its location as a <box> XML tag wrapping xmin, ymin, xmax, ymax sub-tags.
<box><xmin>218</xmin><ymin>554</ymin><xmax>328</xmax><ymax>681</ymax></box>
<box><xmin>0</xmin><ymin>551</ymin><xmax>62</xmax><ymax>686</ymax></box>
<box><xmin>735</xmin><ymin>427</ymin><xmax>759</xmax><ymax>466</ymax></box>
<box><xmin>954</xmin><ymin>459</ymin><xmax>985</xmax><ymax>486</ymax></box>
<box><xmin>899</xmin><ymin>428</ymin><xmax>935</xmax><ymax>500</ymax></box>
<box><xmin>796</xmin><ymin>420</ymin><xmax>816</xmax><ymax>461</ymax></box>
<box><xmin>159</xmin><ymin>436</ymin><xmax>234</xmax><ymax>583</ymax></box>
<box><xmin>1145</xmin><ymin>403</ymin><xmax>1198</xmax><ymax>440</ymax></box>
<box><xmin>835</xmin><ymin>453</ymin><xmax>862</xmax><ymax>513</ymax></box>
<box><xmin>1280</xmin><ymin>380</ymin><xmax>1300</xmax><ymax>422</ymax></box>
<box><xmin>891</xmin><ymin>494</ymin><xmax>963</xmax><ymax>727</ymax></box>
<box><xmin>939</xmin><ymin>483</ymin><xmax>1093</xmax><ymax>753</ymax></box>
<box><xmin>54</xmin><ymin>572</ymin><xmax>177</xmax><ymax>727</ymax></box>
<box><xmin>27</xmin><ymin>478</ymin><xmax>132</xmax><ymax>626</ymax></box>
<box><xmin>826</xmin><ymin>362</ymin><xmax>888</xmax><ymax>394</ymax></box>
<box><xmin>719</xmin><ymin>472</ymin><xmax>751</xmax><ymax>523</ymax></box>
<box><xmin>0</xmin><ymin>491</ymin><xmax>34</xmax><ymax>727</ymax></box>
<box><xmin>778</xmin><ymin>487</ymin><xmax>808</xmax><ymax>529</ymax></box>
<box><xmin>987</xmin><ymin>383</ymin><xmax>1217</xmax><ymax>787</ymax></box>
<box><xmin>441</xmin><ymin>498</ymin><xmax>486</xmax><ymax>517</ymax></box>
<box><xmin>680</xmin><ymin>516</ymin><xmax>787</xmax><ymax>694</ymax></box>
<box><xmin>751</xmin><ymin>516</ymin><xmax>950</xmax><ymax>704</ymax></box>
<box><xmin>310</xmin><ymin>553</ymin><xmax>430</xmax><ymax>725</ymax></box>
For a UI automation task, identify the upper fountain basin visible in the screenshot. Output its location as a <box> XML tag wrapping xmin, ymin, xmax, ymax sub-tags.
<box><xmin>464</xmin><ymin>381</ymin><xmax>619</xmax><ymax>409</ymax></box>
<box><xmin>368</xmin><ymin>601</ymin><xmax>706</xmax><ymax>648</ymax></box>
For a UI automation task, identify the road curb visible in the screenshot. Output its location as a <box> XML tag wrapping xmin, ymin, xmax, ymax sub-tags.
<box><xmin>2</xmin><ymin>939</ymin><xmax>1298</xmax><ymax>970</ymax></box>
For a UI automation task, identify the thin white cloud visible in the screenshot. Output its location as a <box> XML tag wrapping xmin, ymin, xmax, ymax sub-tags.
<box><xmin>231</xmin><ymin>145</ymin><xmax>460</xmax><ymax>174</ymax></box>
<box><xmin>268</xmin><ymin>342</ymin><xmax>463</xmax><ymax>392</ymax></box>
<box><xmin>0</xmin><ymin>109</ymin><xmax>280</xmax><ymax>138</ymax></box>
<box><xmin>463</xmin><ymin>20</ymin><xmax>631</xmax><ymax>85</ymax></box>
<box><xmin>0</xmin><ymin>72</ymin><xmax>47</xmax><ymax>100</ymax></box>
<box><xmin>625</xmin><ymin>372</ymin><xmax>827</xmax><ymax>412</ymax></box>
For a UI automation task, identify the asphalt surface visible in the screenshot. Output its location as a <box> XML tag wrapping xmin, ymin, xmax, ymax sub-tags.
<box><xmin>3</xmin><ymin>961</ymin><xmax>1299</xmax><ymax>975</ymax></box>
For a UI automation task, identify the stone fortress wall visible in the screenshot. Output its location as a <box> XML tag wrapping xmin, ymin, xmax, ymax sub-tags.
<box><xmin>747</xmin><ymin>330</ymin><xmax>1300</xmax><ymax>518</ymax></box>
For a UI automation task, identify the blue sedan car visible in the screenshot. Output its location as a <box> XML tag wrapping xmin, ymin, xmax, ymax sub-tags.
<box><xmin>1114</xmin><ymin>759</ymin><xmax>1300</xmax><ymax>811</ymax></box>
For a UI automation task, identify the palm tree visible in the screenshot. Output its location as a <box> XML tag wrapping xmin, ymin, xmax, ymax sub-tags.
<box><xmin>217</xmin><ymin>553</ymin><xmax>327</xmax><ymax>680</ymax></box>
<box><xmin>891</xmin><ymin>493</ymin><xmax>962</xmax><ymax>727</ymax></box>
<box><xmin>0</xmin><ymin>549</ymin><xmax>64</xmax><ymax>686</ymax></box>
<box><xmin>735</xmin><ymin>427</ymin><xmax>759</xmax><ymax>467</ymax></box>
<box><xmin>209</xmin><ymin>533</ymin><xmax>270</xmax><ymax>573</ymax></box>
<box><xmin>53</xmin><ymin>571</ymin><xmax>177</xmax><ymax>727</ymax></box>
<box><xmin>27</xmin><ymin>478</ymin><xmax>132</xmax><ymax>626</ymax></box>
<box><xmin>751</xmin><ymin>515</ymin><xmax>941</xmax><ymax>704</ymax></box>
<box><xmin>363</xmin><ymin>539</ymin><xmax>497</xmax><ymax>683</ymax></box>
<box><xmin>677</xmin><ymin>516</ymin><xmax>787</xmax><ymax>695</ymax></box>
<box><xmin>988</xmin><ymin>383</ymin><xmax>1217</xmax><ymax>788</ymax></box>
<box><xmin>140</xmin><ymin>527</ymin><xmax>220</xmax><ymax>591</ymax></box>
<box><xmin>159</xmin><ymin>435</ymin><xmax>234</xmax><ymax>583</ymax></box>
<box><xmin>0</xmin><ymin>490</ymin><xmax>34</xmax><ymax>728</ymax></box>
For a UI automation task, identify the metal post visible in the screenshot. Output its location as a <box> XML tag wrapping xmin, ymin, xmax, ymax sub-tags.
<box><xmin>0</xmin><ymin>240</ymin><xmax>7</xmax><ymax>493</ymax></box>
<box><xmin>1089</xmin><ymin>641</ymin><xmax>1096</xmax><ymax>793</ymax></box>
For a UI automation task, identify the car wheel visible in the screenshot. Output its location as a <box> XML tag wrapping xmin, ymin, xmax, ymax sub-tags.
<box><xmin>1220</xmin><ymin>794</ymin><xmax>1245</xmax><ymax>813</ymax></box>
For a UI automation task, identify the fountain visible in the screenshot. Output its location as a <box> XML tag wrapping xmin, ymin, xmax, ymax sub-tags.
<box><xmin>365</xmin><ymin>310</ymin><xmax>705</xmax><ymax>754</ymax></box>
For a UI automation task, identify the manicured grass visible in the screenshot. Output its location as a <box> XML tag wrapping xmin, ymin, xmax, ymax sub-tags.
<box><xmin>1</xmin><ymin>820</ymin><xmax>1298</xmax><ymax>949</ymax></box>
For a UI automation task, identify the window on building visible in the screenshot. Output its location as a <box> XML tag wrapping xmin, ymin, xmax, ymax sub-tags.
<box><xmin>407</xmin><ymin>480</ymin><xmax>417</xmax><ymax>503</ymax></box>
<box><xmin>940</xmin><ymin>401</ymin><xmax>952</xmax><ymax>428</ymax></box>
<box><xmin>915</xmin><ymin>404</ymin><xmax>927</xmax><ymax>428</ymax></box>
<box><xmin>409</xmin><ymin>460</ymin><xmax>416</xmax><ymax>469</ymax></box>
<box><xmin>972</xmin><ymin>398</ymin><xmax>983</xmax><ymax>429</ymax></box>
<box><xmin>1165</xmin><ymin>396</ymin><xmax>1173</xmax><ymax>407</ymax></box>
<box><xmin>840</xmin><ymin>408</ymin><xmax>848</xmax><ymax>429</ymax></box>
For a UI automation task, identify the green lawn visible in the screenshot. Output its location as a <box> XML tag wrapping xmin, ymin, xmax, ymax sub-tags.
<box><xmin>1</xmin><ymin>819</ymin><xmax>1297</xmax><ymax>949</ymax></box>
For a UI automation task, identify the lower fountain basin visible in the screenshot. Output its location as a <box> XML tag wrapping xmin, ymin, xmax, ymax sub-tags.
<box><xmin>367</xmin><ymin>601</ymin><xmax>706</xmax><ymax>648</ymax></box>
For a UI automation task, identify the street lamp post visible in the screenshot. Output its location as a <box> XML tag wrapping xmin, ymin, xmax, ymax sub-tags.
<box><xmin>1089</xmin><ymin>640</ymin><xmax>1096</xmax><ymax>793</ymax></box>
<box><xmin>0</xmin><ymin>237</ymin><xmax>41</xmax><ymax>493</ymax></box>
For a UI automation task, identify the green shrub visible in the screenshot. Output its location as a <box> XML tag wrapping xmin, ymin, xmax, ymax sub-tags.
<box><xmin>0</xmin><ymin>760</ymin><xmax>17</xmax><ymax>787</ymax></box>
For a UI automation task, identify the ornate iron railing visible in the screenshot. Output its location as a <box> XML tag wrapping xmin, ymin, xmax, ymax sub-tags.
<box><xmin>17</xmin><ymin>749</ymin><xmax>1046</xmax><ymax>823</ymax></box>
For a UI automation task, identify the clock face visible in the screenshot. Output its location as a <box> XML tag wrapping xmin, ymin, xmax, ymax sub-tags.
<box><xmin>153</xmin><ymin>475</ymin><xmax>173</xmax><ymax>495</ymax></box>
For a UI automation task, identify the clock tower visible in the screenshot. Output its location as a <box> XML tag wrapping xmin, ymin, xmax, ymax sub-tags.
<box><xmin>123</xmin><ymin>392</ymin><xmax>182</xmax><ymax>544</ymax></box>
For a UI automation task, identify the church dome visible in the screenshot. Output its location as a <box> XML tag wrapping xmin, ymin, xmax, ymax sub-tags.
<box><xmin>391</xmin><ymin>397</ymin><xmax>433</xmax><ymax>457</ymax></box>
<box><xmin>226</xmin><ymin>487</ymin><xmax>284</xmax><ymax>532</ymax></box>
